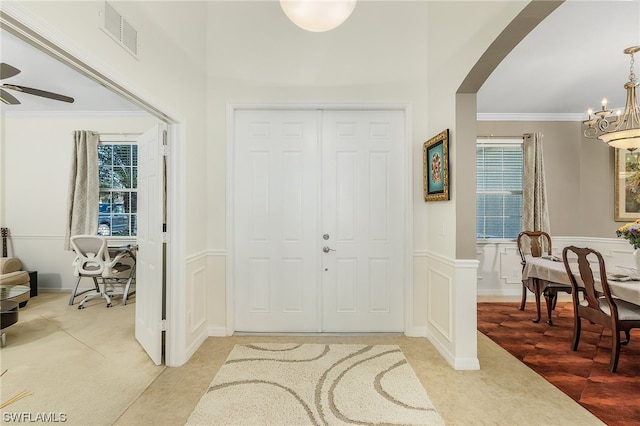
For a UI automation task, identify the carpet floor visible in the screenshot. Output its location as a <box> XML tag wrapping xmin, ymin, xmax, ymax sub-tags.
<box><xmin>185</xmin><ymin>343</ymin><xmax>445</xmax><ymax>426</ymax></box>
<box><xmin>478</xmin><ymin>301</ymin><xmax>640</xmax><ymax>426</ymax></box>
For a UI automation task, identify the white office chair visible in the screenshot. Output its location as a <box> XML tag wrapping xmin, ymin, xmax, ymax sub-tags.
<box><xmin>68</xmin><ymin>235</ymin><xmax>135</xmax><ymax>309</ymax></box>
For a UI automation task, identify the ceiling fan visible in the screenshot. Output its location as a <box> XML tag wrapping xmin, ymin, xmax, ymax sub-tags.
<box><xmin>1</xmin><ymin>62</ymin><xmax>74</xmax><ymax>105</ymax></box>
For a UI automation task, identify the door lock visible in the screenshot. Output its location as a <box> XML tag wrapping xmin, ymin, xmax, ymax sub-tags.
<box><xmin>323</xmin><ymin>234</ymin><xmax>330</xmax><ymax>240</ymax></box>
<box><xmin>322</xmin><ymin>246</ymin><xmax>336</xmax><ymax>253</ymax></box>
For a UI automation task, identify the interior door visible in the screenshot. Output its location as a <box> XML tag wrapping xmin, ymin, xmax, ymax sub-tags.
<box><xmin>321</xmin><ymin>110</ymin><xmax>405</xmax><ymax>331</ymax></box>
<box><xmin>135</xmin><ymin>124</ymin><xmax>165</xmax><ymax>364</ymax></box>
<box><xmin>233</xmin><ymin>109</ymin><xmax>405</xmax><ymax>332</ymax></box>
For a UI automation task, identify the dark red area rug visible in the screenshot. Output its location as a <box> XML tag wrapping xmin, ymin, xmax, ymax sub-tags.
<box><xmin>478</xmin><ymin>302</ymin><xmax>640</xmax><ymax>426</ymax></box>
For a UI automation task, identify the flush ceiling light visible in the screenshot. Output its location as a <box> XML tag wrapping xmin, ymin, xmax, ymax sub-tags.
<box><xmin>280</xmin><ymin>0</ymin><xmax>357</xmax><ymax>32</ymax></box>
<box><xmin>583</xmin><ymin>46</ymin><xmax>640</xmax><ymax>151</ymax></box>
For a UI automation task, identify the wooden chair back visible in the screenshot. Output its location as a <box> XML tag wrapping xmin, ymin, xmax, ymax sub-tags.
<box><xmin>561</xmin><ymin>245</ymin><xmax>615</xmax><ymax>320</ymax></box>
<box><xmin>560</xmin><ymin>245</ymin><xmax>640</xmax><ymax>372</ymax></box>
<box><xmin>517</xmin><ymin>231</ymin><xmax>552</xmax><ymax>264</ymax></box>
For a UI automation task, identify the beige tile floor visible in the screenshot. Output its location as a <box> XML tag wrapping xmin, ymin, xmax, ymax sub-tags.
<box><xmin>2</xmin><ymin>292</ymin><xmax>602</xmax><ymax>425</ymax></box>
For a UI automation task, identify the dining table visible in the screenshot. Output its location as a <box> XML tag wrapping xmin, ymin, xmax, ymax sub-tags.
<box><xmin>522</xmin><ymin>255</ymin><xmax>640</xmax><ymax>307</ymax></box>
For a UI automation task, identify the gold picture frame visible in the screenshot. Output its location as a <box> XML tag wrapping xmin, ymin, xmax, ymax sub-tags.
<box><xmin>615</xmin><ymin>148</ymin><xmax>640</xmax><ymax>222</ymax></box>
<box><xmin>423</xmin><ymin>129</ymin><xmax>450</xmax><ymax>202</ymax></box>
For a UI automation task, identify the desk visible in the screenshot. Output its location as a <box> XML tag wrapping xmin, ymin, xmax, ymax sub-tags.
<box><xmin>109</xmin><ymin>244</ymin><xmax>137</xmax><ymax>259</ymax></box>
<box><xmin>522</xmin><ymin>256</ymin><xmax>640</xmax><ymax>306</ymax></box>
<box><xmin>107</xmin><ymin>244</ymin><xmax>137</xmax><ymax>305</ymax></box>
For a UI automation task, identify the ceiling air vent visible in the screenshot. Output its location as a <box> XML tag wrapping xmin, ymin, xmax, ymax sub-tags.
<box><xmin>101</xmin><ymin>1</ymin><xmax>138</xmax><ymax>58</ymax></box>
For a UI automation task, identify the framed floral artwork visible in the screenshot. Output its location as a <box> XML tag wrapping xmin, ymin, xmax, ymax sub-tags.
<box><xmin>423</xmin><ymin>129</ymin><xmax>450</xmax><ymax>202</ymax></box>
<box><xmin>615</xmin><ymin>148</ymin><xmax>640</xmax><ymax>221</ymax></box>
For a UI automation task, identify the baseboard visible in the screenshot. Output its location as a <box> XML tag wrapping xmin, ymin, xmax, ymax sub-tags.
<box><xmin>405</xmin><ymin>326</ymin><xmax>427</xmax><ymax>337</ymax></box>
<box><xmin>207</xmin><ymin>326</ymin><xmax>228</xmax><ymax>337</ymax></box>
<box><xmin>181</xmin><ymin>331</ymin><xmax>209</xmax><ymax>366</ymax></box>
<box><xmin>477</xmin><ymin>289</ymin><xmax>522</xmax><ymax>297</ymax></box>
<box><xmin>37</xmin><ymin>288</ymin><xmax>70</xmax><ymax>293</ymax></box>
<box><xmin>426</xmin><ymin>331</ymin><xmax>480</xmax><ymax>371</ymax></box>
<box><xmin>452</xmin><ymin>357</ymin><xmax>481</xmax><ymax>370</ymax></box>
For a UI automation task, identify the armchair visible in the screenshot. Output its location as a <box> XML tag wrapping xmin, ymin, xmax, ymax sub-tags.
<box><xmin>0</xmin><ymin>257</ymin><xmax>31</xmax><ymax>306</ymax></box>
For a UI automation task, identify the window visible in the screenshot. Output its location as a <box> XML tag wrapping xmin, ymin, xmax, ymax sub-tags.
<box><xmin>98</xmin><ymin>143</ymin><xmax>137</xmax><ymax>237</ymax></box>
<box><xmin>476</xmin><ymin>139</ymin><xmax>523</xmax><ymax>240</ymax></box>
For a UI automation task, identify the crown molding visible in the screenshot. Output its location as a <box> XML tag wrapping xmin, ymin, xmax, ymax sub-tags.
<box><xmin>1</xmin><ymin>110</ymin><xmax>152</xmax><ymax>119</ymax></box>
<box><xmin>477</xmin><ymin>112</ymin><xmax>586</xmax><ymax>122</ymax></box>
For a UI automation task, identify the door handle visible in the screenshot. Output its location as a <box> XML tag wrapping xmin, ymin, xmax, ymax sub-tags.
<box><xmin>323</xmin><ymin>246</ymin><xmax>336</xmax><ymax>253</ymax></box>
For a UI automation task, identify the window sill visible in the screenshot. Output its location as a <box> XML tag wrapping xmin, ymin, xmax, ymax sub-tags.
<box><xmin>476</xmin><ymin>239</ymin><xmax>517</xmax><ymax>244</ymax></box>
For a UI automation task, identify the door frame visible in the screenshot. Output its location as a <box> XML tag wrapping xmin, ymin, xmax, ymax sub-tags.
<box><xmin>226</xmin><ymin>102</ymin><xmax>414</xmax><ymax>334</ymax></box>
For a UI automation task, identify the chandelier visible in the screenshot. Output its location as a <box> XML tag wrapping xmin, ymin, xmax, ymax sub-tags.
<box><xmin>280</xmin><ymin>0</ymin><xmax>357</xmax><ymax>32</ymax></box>
<box><xmin>583</xmin><ymin>46</ymin><xmax>640</xmax><ymax>151</ymax></box>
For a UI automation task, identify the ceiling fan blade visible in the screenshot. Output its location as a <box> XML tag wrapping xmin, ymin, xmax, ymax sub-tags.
<box><xmin>0</xmin><ymin>63</ymin><xmax>21</xmax><ymax>80</ymax></box>
<box><xmin>2</xmin><ymin>84</ymin><xmax>74</xmax><ymax>103</ymax></box>
<box><xmin>0</xmin><ymin>88</ymin><xmax>21</xmax><ymax>105</ymax></box>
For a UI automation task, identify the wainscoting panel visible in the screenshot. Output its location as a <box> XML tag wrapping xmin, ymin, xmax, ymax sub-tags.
<box><xmin>206</xmin><ymin>252</ymin><xmax>228</xmax><ymax>336</ymax></box>
<box><xmin>500</xmin><ymin>245</ymin><xmax>522</xmax><ymax>285</ymax></box>
<box><xmin>184</xmin><ymin>252</ymin><xmax>209</xmax><ymax>359</ymax></box>
<box><xmin>421</xmin><ymin>251</ymin><xmax>480</xmax><ymax>370</ymax></box>
<box><xmin>477</xmin><ymin>237</ymin><xmax>636</xmax><ymax>296</ymax></box>
<box><xmin>188</xmin><ymin>264</ymin><xmax>207</xmax><ymax>334</ymax></box>
<box><xmin>427</xmin><ymin>266</ymin><xmax>453</xmax><ymax>342</ymax></box>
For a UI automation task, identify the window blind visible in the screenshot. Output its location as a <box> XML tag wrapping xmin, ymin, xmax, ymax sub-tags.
<box><xmin>476</xmin><ymin>142</ymin><xmax>523</xmax><ymax>239</ymax></box>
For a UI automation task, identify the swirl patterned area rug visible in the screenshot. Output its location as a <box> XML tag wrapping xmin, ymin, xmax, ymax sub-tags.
<box><xmin>186</xmin><ymin>343</ymin><xmax>445</xmax><ymax>426</ymax></box>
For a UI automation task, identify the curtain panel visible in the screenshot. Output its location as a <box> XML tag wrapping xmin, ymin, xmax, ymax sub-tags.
<box><xmin>64</xmin><ymin>131</ymin><xmax>99</xmax><ymax>250</ymax></box>
<box><xmin>522</xmin><ymin>132</ymin><xmax>551</xmax><ymax>234</ymax></box>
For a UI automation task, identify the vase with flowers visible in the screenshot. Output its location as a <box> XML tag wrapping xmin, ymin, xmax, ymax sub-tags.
<box><xmin>616</xmin><ymin>219</ymin><xmax>640</xmax><ymax>271</ymax></box>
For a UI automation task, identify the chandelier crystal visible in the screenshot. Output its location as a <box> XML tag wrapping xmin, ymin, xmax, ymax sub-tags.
<box><xmin>280</xmin><ymin>0</ymin><xmax>357</xmax><ymax>32</ymax></box>
<box><xmin>583</xmin><ymin>46</ymin><xmax>640</xmax><ymax>151</ymax></box>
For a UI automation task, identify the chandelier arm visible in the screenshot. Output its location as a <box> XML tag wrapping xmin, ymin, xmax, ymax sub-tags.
<box><xmin>583</xmin><ymin>46</ymin><xmax>640</xmax><ymax>150</ymax></box>
<box><xmin>611</xmin><ymin>85</ymin><xmax>639</xmax><ymax>132</ymax></box>
<box><xmin>584</xmin><ymin>126</ymin><xmax>598</xmax><ymax>138</ymax></box>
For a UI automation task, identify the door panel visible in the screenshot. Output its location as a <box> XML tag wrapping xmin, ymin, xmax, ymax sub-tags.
<box><xmin>321</xmin><ymin>110</ymin><xmax>405</xmax><ymax>332</ymax></box>
<box><xmin>234</xmin><ymin>110</ymin><xmax>320</xmax><ymax>332</ymax></box>
<box><xmin>135</xmin><ymin>124</ymin><xmax>165</xmax><ymax>365</ymax></box>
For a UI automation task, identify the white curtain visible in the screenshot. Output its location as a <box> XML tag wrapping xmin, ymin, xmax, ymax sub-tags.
<box><xmin>64</xmin><ymin>131</ymin><xmax>99</xmax><ymax>250</ymax></box>
<box><xmin>522</xmin><ymin>132</ymin><xmax>550</xmax><ymax>234</ymax></box>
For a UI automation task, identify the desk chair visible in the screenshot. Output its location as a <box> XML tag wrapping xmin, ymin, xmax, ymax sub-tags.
<box><xmin>562</xmin><ymin>246</ymin><xmax>640</xmax><ymax>372</ymax></box>
<box><xmin>517</xmin><ymin>230</ymin><xmax>572</xmax><ymax>325</ymax></box>
<box><xmin>68</xmin><ymin>235</ymin><xmax>135</xmax><ymax>309</ymax></box>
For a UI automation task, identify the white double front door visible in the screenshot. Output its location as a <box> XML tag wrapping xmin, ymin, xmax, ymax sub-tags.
<box><xmin>233</xmin><ymin>109</ymin><xmax>405</xmax><ymax>332</ymax></box>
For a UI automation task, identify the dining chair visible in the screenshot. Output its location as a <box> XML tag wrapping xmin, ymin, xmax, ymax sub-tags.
<box><xmin>562</xmin><ymin>245</ymin><xmax>640</xmax><ymax>372</ymax></box>
<box><xmin>68</xmin><ymin>235</ymin><xmax>134</xmax><ymax>309</ymax></box>
<box><xmin>517</xmin><ymin>230</ymin><xmax>572</xmax><ymax>325</ymax></box>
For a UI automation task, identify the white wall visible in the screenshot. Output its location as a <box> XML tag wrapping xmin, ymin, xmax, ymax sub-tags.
<box><xmin>425</xmin><ymin>0</ymin><xmax>527</xmax><ymax>258</ymax></box>
<box><xmin>1</xmin><ymin>0</ymin><xmax>535</xmax><ymax>369</ymax></box>
<box><xmin>205</xmin><ymin>0</ymin><xmax>431</xmax><ymax>339</ymax></box>
<box><xmin>204</xmin><ymin>1</ymin><xmax>528</xmax><ymax>369</ymax></box>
